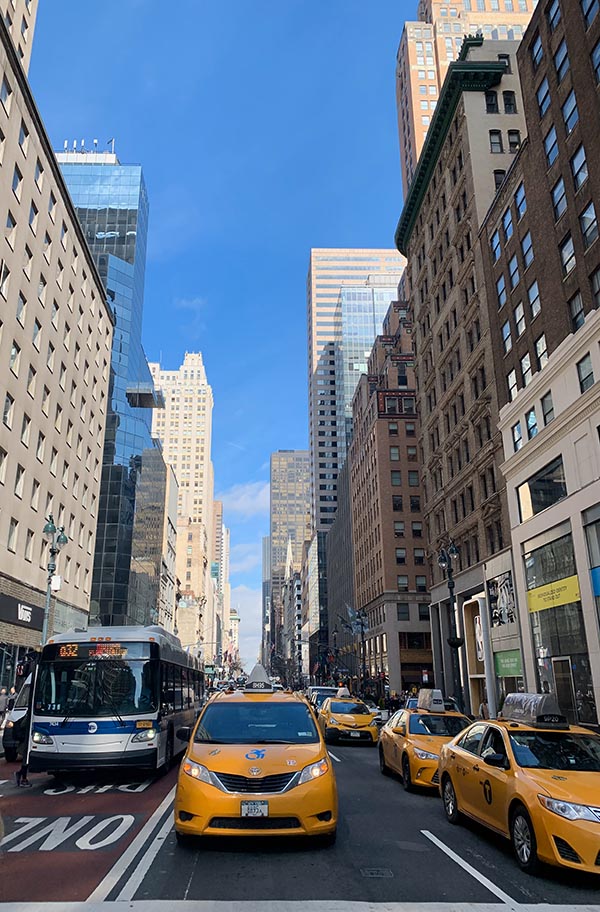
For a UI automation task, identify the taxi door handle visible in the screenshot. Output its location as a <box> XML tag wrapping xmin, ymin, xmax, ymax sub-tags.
<box><xmin>473</xmin><ymin>764</ymin><xmax>480</xmax><ymax>772</ymax></box>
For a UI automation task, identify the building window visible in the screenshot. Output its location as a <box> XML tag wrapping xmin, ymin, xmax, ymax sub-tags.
<box><xmin>21</xmin><ymin>413</ymin><xmax>30</xmax><ymax>445</ymax></box>
<box><xmin>418</xmin><ymin>604</ymin><xmax>430</xmax><ymax>621</ymax></box>
<box><xmin>388</xmin><ymin>421</ymin><xmax>398</xmax><ymax>435</ymax></box>
<box><xmin>541</xmin><ymin>391</ymin><xmax>554</xmax><ymax>424</ymax></box>
<box><xmin>0</xmin><ymin>260</ymin><xmax>10</xmax><ymax>298</ymax></box>
<box><xmin>591</xmin><ymin>267</ymin><xmax>600</xmax><ymax>307</ymax></box>
<box><xmin>485</xmin><ymin>90</ymin><xmax>499</xmax><ymax>112</ymax></box>
<box><xmin>560</xmin><ymin>234</ymin><xmax>576</xmax><ymax>275</ymax></box>
<box><xmin>521</xmin><ymin>352</ymin><xmax>533</xmax><ymax>385</ymax></box>
<box><xmin>396</xmin><ymin>548</ymin><xmax>407</xmax><ymax>564</ymax></box>
<box><xmin>580</xmin><ymin>202</ymin><xmax>598</xmax><ymax>248</ymax></box>
<box><xmin>502</xmin><ymin>208</ymin><xmax>513</xmax><ymax>241</ymax></box>
<box><xmin>489</xmin><ymin>130</ymin><xmax>503</xmax><ymax>153</ymax></box>
<box><xmin>502</xmin><ymin>320</ymin><xmax>512</xmax><ymax>353</ymax></box>
<box><xmin>581</xmin><ymin>0</ymin><xmax>598</xmax><ymax>28</ymax></box>
<box><xmin>3</xmin><ymin>393</ymin><xmax>14</xmax><ymax>427</ymax></box>
<box><xmin>494</xmin><ymin>169</ymin><xmax>506</xmax><ymax>190</ymax></box>
<box><xmin>562</xmin><ymin>90</ymin><xmax>579</xmax><ymax>134</ymax></box>
<box><xmin>592</xmin><ymin>39</ymin><xmax>600</xmax><ymax>82</ymax></box>
<box><xmin>390</xmin><ymin>446</ymin><xmax>400</xmax><ymax>461</ymax></box>
<box><xmin>508</xmin><ymin>368</ymin><xmax>518</xmax><ymax>401</ymax></box>
<box><xmin>547</xmin><ymin>0</ymin><xmax>561</xmax><ymax>30</ymax></box>
<box><xmin>526</xmin><ymin>408</ymin><xmax>538</xmax><ymax>439</ymax></box>
<box><xmin>531</xmin><ymin>33</ymin><xmax>543</xmax><ymax>68</ymax></box>
<box><xmin>408</xmin><ymin>470</ymin><xmax>419</xmax><ymax>487</ymax></box>
<box><xmin>508</xmin><ymin>130</ymin><xmax>521</xmax><ymax>152</ymax></box>
<box><xmin>391</xmin><ymin>470</ymin><xmax>402</xmax><ymax>486</ymax></box>
<box><xmin>544</xmin><ymin>125</ymin><xmax>558</xmax><ymax>166</ymax></box>
<box><xmin>503</xmin><ymin>90</ymin><xmax>517</xmax><ymax>113</ymax></box>
<box><xmin>514</xmin><ymin>301</ymin><xmax>525</xmax><ymax>336</ymax></box>
<box><xmin>521</xmin><ymin>231</ymin><xmax>534</xmax><ymax>267</ymax></box>
<box><xmin>9</xmin><ymin>340</ymin><xmax>20</xmax><ymax>376</ymax></box>
<box><xmin>536</xmin><ymin>334</ymin><xmax>549</xmax><ymax>368</ymax></box>
<box><xmin>512</xmin><ymin>421</ymin><xmax>523</xmax><ymax>451</ymax></box>
<box><xmin>394</xmin><ymin>521</ymin><xmax>405</xmax><ymax>536</ymax></box>
<box><xmin>509</xmin><ymin>254</ymin><xmax>520</xmax><ymax>289</ymax></box>
<box><xmin>571</xmin><ymin>145</ymin><xmax>588</xmax><ymax>190</ymax></box>
<box><xmin>7</xmin><ymin>517</ymin><xmax>18</xmax><ymax>552</ymax></box>
<box><xmin>416</xmin><ymin>575</ymin><xmax>427</xmax><ymax>593</ymax></box>
<box><xmin>12</xmin><ymin>165</ymin><xmax>22</xmax><ymax>200</ymax></box>
<box><xmin>515</xmin><ymin>182</ymin><xmax>526</xmax><ymax>219</ymax></box>
<box><xmin>491</xmin><ymin>229</ymin><xmax>501</xmax><ymax>262</ymax></box>
<box><xmin>528</xmin><ymin>279</ymin><xmax>541</xmax><ymax>317</ymax></box>
<box><xmin>577</xmin><ymin>352</ymin><xmax>594</xmax><ymax>391</ymax></box>
<box><xmin>551</xmin><ymin>178</ymin><xmax>567</xmax><ymax>220</ymax></box>
<box><xmin>397</xmin><ymin>576</ymin><xmax>409</xmax><ymax>593</ymax></box>
<box><xmin>392</xmin><ymin>495</ymin><xmax>403</xmax><ymax>511</ymax></box>
<box><xmin>397</xmin><ymin>602</ymin><xmax>410</xmax><ymax>620</ymax></box>
<box><xmin>554</xmin><ymin>38</ymin><xmax>570</xmax><ymax>83</ymax></box>
<box><xmin>537</xmin><ymin>77</ymin><xmax>550</xmax><ymax>117</ymax></box>
<box><xmin>570</xmin><ymin>291</ymin><xmax>585</xmax><ymax>330</ymax></box>
<box><xmin>517</xmin><ymin>456</ymin><xmax>567</xmax><ymax>521</ymax></box>
<box><xmin>0</xmin><ymin>75</ymin><xmax>12</xmax><ymax>111</ymax></box>
<box><xmin>497</xmin><ymin>274</ymin><xmax>507</xmax><ymax>308</ymax></box>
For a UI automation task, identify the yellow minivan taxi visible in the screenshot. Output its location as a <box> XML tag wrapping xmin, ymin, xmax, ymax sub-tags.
<box><xmin>379</xmin><ymin>689</ymin><xmax>470</xmax><ymax>789</ymax></box>
<box><xmin>438</xmin><ymin>693</ymin><xmax>600</xmax><ymax>874</ymax></box>
<box><xmin>174</xmin><ymin>665</ymin><xmax>338</xmax><ymax>843</ymax></box>
<box><xmin>317</xmin><ymin>695</ymin><xmax>379</xmax><ymax>745</ymax></box>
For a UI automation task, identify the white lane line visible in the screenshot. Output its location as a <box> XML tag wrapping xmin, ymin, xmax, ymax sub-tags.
<box><xmin>87</xmin><ymin>784</ymin><xmax>176</xmax><ymax>902</ymax></box>
<box><xmin>421</xmin><ymin>829</ymin><xmax>518</xmax><ymax>905</ymax></box>
<box><xmin>328</xmin><ymin>751</ymin><xmax>341</xmax><ymax>763</ymax></box>
<box><xmin>117</xmin><ymin>813</ymin><xmax>173</xmax><ymax>901</ymax></box>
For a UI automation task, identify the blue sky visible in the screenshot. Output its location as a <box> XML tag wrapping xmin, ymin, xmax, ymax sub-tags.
<box><xmin>30</xmin><ymin>0</ymin><xmax>408</xmax><ymax>667</ymax></box>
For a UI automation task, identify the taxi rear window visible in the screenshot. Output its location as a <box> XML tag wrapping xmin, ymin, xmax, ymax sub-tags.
<box><xmin>194</xmin><ymin>702</ymin><xmax>319</xmax><ymax>744</ymax></box>
<box><xmin>509</xmin><ymin>730</ymin><xmax>600</xmax><ymax>771</ymax></box>
<box><xmin>408</xmin><ymin>714</ymin><xmax>470</xmax><ymax>736</ymax></box>
<box><xmin>330</xmin><ymin>701</ymin><xmax>369</xmax><ymax>714</ymax></box>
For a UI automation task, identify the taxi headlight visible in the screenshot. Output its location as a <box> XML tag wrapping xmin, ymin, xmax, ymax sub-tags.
<box><xmin>182</xmin><ymin>759</ymin><xmax>211</xmax><ymax>783</ymax></box>
<box><xmin>132</xmin><ymin>728</ymin><xmax>157</xmax><ymax>742</ymax></box>
<box><xmin>32</xmin><ymin>730</ymin><xmax>54</xmax><ymax>745</ymax></box>
<box><xmin>328</xmin><ymin>718</ymin><xmax>339</xmax><ymax>725</ymax></box>
<box><xmin>298</xmin><ymin>758</ymin><xmax>329</xmax><ymax>784</ymax></box>
<box><xmin>413</xmin><ymin>747</ymin><xmax>439</xmax><ymax>761</ymax></box>
<box><xmin>369</xmin><ymin>720</ymin><xmax>378</xmax><ymax>727</ymax></box>
<box><xmin>538</xmin><ymin>794</ymin><xmax>599</xmax><ymax>822</ymax></box>
<box><xmin>5</xmin><ymin>720</ymin><xmax>13</xmax><ymax>728</ymax></box>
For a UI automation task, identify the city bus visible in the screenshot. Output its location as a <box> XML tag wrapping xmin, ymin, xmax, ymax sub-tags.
<box><xmin>28</xmin><ymin>626</ymin><xmax>203</xmax><ymax>774</ymax></box>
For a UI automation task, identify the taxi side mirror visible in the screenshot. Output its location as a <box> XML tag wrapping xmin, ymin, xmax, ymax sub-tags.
<box><xmin>177</xmin><ymin>726</ymin><xmax>192</xmax><ymax>742</ymax></box>
<box><xmin>484</xmin><ymin>752</ymin><xmax>508</xmax><ymax>769</ymax></box>
<box><xmin>392</xmin><ymin>725</ymin><xmax>406</xmax><ymax>735</ymax></box>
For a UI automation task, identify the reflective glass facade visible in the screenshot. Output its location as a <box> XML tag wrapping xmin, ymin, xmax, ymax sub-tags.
<box><xmin>59</xmin><ymin>159</ymin><xmax>166</xmax><ymax>626</ymax></box>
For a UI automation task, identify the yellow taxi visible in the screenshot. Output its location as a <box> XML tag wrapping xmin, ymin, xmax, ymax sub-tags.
<box><xmin>174</xmin><ymin>664</ymin><xmax>338</xmax><ymax>844</ymax></box>
<box><xmin>378</xmin><ymin>688</ymin><xmax>470</xmax><ymax>790</ymax></box>
<box><xmin>438</xmin><ymin>693</ymin><xmax>600</xmax><ymax>874</ymax></box>
<box><xmin>316</xmin><ymin>689</ymin><xmax>379</xmax><ymax>745</ymax></box>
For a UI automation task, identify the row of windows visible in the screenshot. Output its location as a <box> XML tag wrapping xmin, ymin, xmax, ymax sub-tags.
<box><xmin>390</xmin><ymin>469</ymin><xmax>420</xmax><ymax>486</ymax></box>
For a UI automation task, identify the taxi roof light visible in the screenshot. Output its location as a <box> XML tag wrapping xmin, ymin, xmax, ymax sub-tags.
<box><xmin>417</xmin><ymin>688</ymin><xmax>445</xmax><ymax>712</ymax></box>
<box><xmin>500</xmin><ymin>693</ymin><xmax>569</xmax><ymax>729</ymax></box>
<box><xmin>243</xmin><ymin>663</ymin><xmax>275</xmax><ymax>693</ymax></box>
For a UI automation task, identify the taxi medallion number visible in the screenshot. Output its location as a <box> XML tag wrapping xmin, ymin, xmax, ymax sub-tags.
<box><xmin>241</xmin><ymin>801</ymin><xmax>269</xmax><ymax>817</ymax></box>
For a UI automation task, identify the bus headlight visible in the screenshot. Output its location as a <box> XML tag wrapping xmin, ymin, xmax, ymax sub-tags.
<box><xmin>132</xmin><ymin>728</ymin><xmax>158</xmax><ymax>742</ymax></box>
<box><xmin>32</xmin><ymin>731</ymin><xmax>54</xmax><ymax>745</ymax></box>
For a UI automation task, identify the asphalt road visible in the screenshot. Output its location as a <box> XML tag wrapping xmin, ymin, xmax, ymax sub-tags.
<box><xmin>1</xmin><ymin>744</ymin><xmax>600</xmax><ymax>907</ymax></box>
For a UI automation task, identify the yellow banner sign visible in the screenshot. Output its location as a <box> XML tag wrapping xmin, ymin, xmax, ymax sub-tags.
<box><xmin>527</xmin><ymin>574</ymin><xmax>580</xmax><ymax>613</ymax></box>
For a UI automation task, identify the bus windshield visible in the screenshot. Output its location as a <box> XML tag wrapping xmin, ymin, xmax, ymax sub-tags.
<box><xmin>35</xmin><ymin>658</ymin><xmax>159</xmax><ymax>717</ymax></box>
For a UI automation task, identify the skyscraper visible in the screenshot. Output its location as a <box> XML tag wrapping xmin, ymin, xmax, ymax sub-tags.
<box><xmin>58</xmin><ymin>149</ymin><xmax>167</xmax><ymax>627</ymax></box>
<box><xmin>150</xmin><ymin>353</ymin><xmax>215</xmax><ymax>649</ymax></box>
<box><xmin>396</xmin><ymin>0</ymin><xmax>534</xmax><ymax>195</ymax></box>
<box><xmin>307</xmin><ymin>249</ymin><xmax>405</xmax><ymax>533</ymax></box>
<box><xmin>0</xmin><ymin>0</ymin><xmax>38</xmax><ymax>74</ymax></box>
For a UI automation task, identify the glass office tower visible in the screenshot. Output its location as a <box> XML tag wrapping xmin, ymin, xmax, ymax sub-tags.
<box><xmin>58</xmin><ymin>152</ymin><xmax>166</xmax><ymax>626</ymax></box>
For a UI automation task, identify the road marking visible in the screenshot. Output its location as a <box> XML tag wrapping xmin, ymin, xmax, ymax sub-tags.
<box><xmin>117</xmin><ymin>814</ymin><xmax>173</xmax><ymax>900</ymax></box>
<box><xmin>87</xmin><ymin>785</ymin><xmax>176</xmax><ymax>902</ymax></box>
<box><xmin>421</xmin><ymin>830</ymin><xmax>517</xmax><ymax>905</ymax></box>
<box><xmin>329</xmin><ymin>752</ymin><xmax>341</xmax><ymax>762</ymax></box>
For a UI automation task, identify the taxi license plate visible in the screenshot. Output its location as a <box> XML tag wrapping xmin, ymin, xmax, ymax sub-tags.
<box><xmin>241</xmin><ymin>801</ymin><xmax>269</xmax><ymax>817</ymax></box>
<box><xmin>350</xmin><ymin>731</ymin><xmax>361</xmax><ymax>738</ymax></box>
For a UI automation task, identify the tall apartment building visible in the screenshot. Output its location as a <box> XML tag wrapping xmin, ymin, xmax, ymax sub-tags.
<box><xmin>307</xmin><ymin>249</ymin><xmax>405</xmax><ymax>533</ymax></box>
<box><xmin>480</xmin><ymin>0</ymin><xmax>600</xmax><ymax>724</ymax></box>
<box><xmin>57</xmin><ymin>149</ymin><xmax>167</xmax><ymax>628</ymax></box>
<box><xmin>268</xmin><ymin>450</ymin><xmax>310</xmax><ymax>664</ymax></box>
<box><xmin>349</xmin><ymin>301</ymin><xmax>432</xmax><ymax>694</ymax></box>
<box><xmin>396</xmin><ymin>38</ymin><xmax>526</xmax><ymax>711</ymax></box>
<box><xmin>0</xmin><ymin>0</ymin><xmax>37</xmax><ymax>74</ymax></box>
<box><xmin>396</xmin><ymin>0</ymin><xmax>534</xmax><ymax>195</ymax></box>
<box><xmin>0</xmin><ymin>10</ymin><xmax>114</xmax><ymax>682</ymax></box>
<box><xmin>150</xmin><ymin>353</ymin><xmax>215</xmax><ymax>649</ymax></box>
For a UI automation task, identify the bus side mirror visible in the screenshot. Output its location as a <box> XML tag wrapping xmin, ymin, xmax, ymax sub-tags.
<box><xmin>177</xmin><ymin>726</ymin><xmax>191</xmax><ymax>742</ymax></box>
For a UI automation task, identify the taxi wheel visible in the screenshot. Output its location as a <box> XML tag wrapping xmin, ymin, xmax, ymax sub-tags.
<box><xmin>442</xmin><ymin>775</ymin><xmax>460</xmax><ymax>824</ymax></box>
<box><xmin>379</xmin><ymin>745</ymin><xmax>391</xmax><ymax>776</ymax></box>
<box><xmin>401</xmin><ymin>754</ymin><xmax>413</xmax><ymax>792</ymax></box>
<box><xmin>510</xmin><ymin>805</ymin><xmax>540</xmax><ymax>874</ymax></box>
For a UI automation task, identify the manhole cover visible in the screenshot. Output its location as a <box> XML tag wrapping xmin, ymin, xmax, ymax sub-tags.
<box><xmin>360</xmin><ymin>868</ymin><xmax>394</xmax><ymax>878</ymax></box>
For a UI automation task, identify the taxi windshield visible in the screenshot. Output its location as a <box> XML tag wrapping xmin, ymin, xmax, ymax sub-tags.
<box><xmin>329</xmin><ymin>701</ymin><xmax>370</xmax><ymax>715</ymax></box>
<box><xmin>194</xmin><ymin>701</ymin><xmax>320</xmax><ymax>744</ymax></box>
<box><xmin>509</xmin><ymin>730</ymin><xmax>600</xmax><ymax>771</ymax></box>
<box><xmin>408</xmin><ymin>714</ymin><xmax>471</xmax><ymax>736</ymax></box>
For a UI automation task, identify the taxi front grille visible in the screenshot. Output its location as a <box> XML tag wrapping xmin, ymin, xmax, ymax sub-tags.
<box><xmin>213</xmin><ymin>771</ymin><xmax>296</xmax><ymax>793</ymax></box>
<box><xmin>209</xmin><ymin>816</ymin><xmax>301</xmax><ymax>830</ymax></box>
<box><xmin>553</xmin><ymin>836</ymin><xmax>581</xmax><ymax>864</ymax></box>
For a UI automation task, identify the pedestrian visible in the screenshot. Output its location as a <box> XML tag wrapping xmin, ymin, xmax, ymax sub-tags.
<box><xmin>0</xmin><ymin>687</ymin><xmax>8</xmax><ymax>725</ymax></box>
<box><xmin>14</xmin><ymin>706</ymin><xmax>32</xmax><ymax>788</ymax></box>
<box><xmin>478</xmin><ymin>697</ymin><xmax>490</xmax><ymax>720</ymax></box>
<box><xmin>7</xmin><ymin>685</ymin><xmax>16</xmax><ymax>712</ymax></box>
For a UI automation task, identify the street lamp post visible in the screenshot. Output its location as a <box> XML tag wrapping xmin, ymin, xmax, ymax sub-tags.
<box><xmin>438</xmin><ymin>542</ymin><xmax>464</xmax><ymax>712</ymax></box>
<box><xmin>41</xmin><ymin>515</ymin><xmax>69</xmax><ymax>645</ymax></box>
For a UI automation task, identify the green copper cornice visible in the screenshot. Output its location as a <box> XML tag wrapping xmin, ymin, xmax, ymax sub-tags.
<box><xmin>395</xmin><ymin>40</ymin><xmax>507</xmax><ymax>255</ymax></box>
